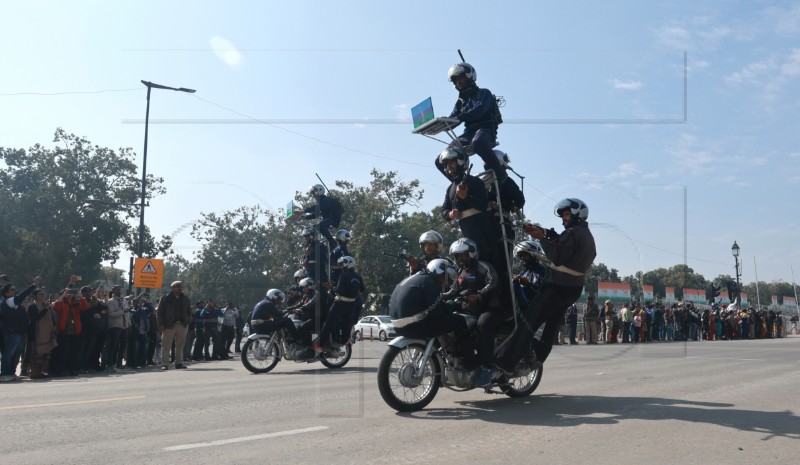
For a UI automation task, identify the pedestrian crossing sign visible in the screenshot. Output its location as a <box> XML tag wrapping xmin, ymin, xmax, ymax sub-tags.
<box><xmin>133</xmin><ymin>258</ymin><xmax>164</xmax><ymax>289</ymax></box>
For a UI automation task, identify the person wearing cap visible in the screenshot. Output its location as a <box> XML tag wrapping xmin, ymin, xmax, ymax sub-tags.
<box><xmin>156</xmin><ymin>281</ymin><xmax>191</xmax><ymax>370</ymax></box>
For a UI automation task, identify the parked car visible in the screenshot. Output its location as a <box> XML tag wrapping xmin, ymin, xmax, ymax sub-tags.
<box><xmin>353</xmin><ymin>315</ymin><xmax>396</xmax><ymax>341</ymax></box>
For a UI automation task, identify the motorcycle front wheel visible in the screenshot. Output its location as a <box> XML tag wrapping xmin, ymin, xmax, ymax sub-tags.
<box><xmin>320</xmin><ymin>343</ymin><xmax>352</xmax><ymax>368</ymax></box>
<box><xmin>377</xmin><ymin>344</ymin><xmax>441</xmax><ymax>412</ymax></box>
<box><xmin>241</xmin><ymin>337</ymin><xmax>280</xmax><ymax>374</ymax></box>
<box><xmin>500</xmin><ymin>364</ymin><xmax>543</xmax><ymax>398</ymax></box>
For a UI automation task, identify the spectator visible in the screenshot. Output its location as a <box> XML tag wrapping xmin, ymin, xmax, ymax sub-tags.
<box><xmin>565</xmin><ymin>304</ymin><xmax>578</xmax><ymax>345</ymax></box>
<box><xmin>584</xmin><ymin>297</ymin><xmax>599</xmax><ymax>344</ymax></box>
<box><xmin>220</xmin><ymin>301</ymin><xmax>238</xmax><ymax>357</ymax></box>
<box><xmin>191</xmin><ymin>301</ymin><xmax>206</xmax><ymax>361</ymax></box>
<box><xmin>26</xmin><ymin>287</ymin><xmax>57</xmax><ymax>379</ymax></box>
<box><xmin>156</xmin><ymin>281</ymin><xmax>192</xmax><ymax>370</ymax></box>
<box><xmin>103</xmin><ymin>286</ymin><xmax>127</xmax><ymax>372</ymax></box>
<box><xmin>620</xmin><ymin>302</ymin><xmax>632</xmax><ymax>343</ymax></box>
<box><xmin>1</xmin><ymin>276</ymin><xmax>42</xmax><ymax>381</ymax></box>
<box><xmin>52</xmin><ymin>285</ymin><xmax>89</xmax><ymax>376</ymax></box>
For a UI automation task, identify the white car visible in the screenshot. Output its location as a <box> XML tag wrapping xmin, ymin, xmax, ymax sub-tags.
<box><xmin>354</xmin><ymin>315</ymin><xmax>396</xmax><ymax>341</ymax></box>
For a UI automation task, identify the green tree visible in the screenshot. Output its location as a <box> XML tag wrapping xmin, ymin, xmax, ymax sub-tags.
<box><xmin>0</xmin><ymin>128</ymin><xmax>167</xmax><ymax>285</ymax></box>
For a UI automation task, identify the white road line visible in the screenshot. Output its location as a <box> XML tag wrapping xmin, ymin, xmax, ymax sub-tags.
<box><xmin>686</xmin><ymin>356</ymin><xmax>763</xmax><ymax>361</ymax></box>
<box><xmin>164</xmin><ymin>426</ymin><xmax>329</xmax><ymax>451</ymax></box>
<box><xmin>0</xmin><ymin>396</ymin><xmax>146</xmax><ymax>410</ymax></box>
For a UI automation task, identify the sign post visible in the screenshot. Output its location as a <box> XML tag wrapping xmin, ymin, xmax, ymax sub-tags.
<box><xmin>133</xmin><ymin>258</ymin><xmax>164</xmax><ymax>289</ymax></box>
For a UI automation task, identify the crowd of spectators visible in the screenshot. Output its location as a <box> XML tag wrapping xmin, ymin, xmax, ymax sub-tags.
<box><xmin>558</xmin><ymin>299</ymin><xmax>797</xmax><ymax>345</ymax></box>
<box><xmin>0</xmin><ymin>274</ymin><xmax>245</xmax><ymax>382</ymax></box>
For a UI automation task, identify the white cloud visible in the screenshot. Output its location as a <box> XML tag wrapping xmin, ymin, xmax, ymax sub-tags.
<box><xmin>210</xmin><ymin>36</ymin><xmax>242</xmax><ymax>67</ymax></box>
<box><xmin>725</xmin><ymin>59</ymin><xmax>774</xmax><ymax>85</ymax></box>
<box><xmin>609</xmin><ymin>78</ymin><xmax>642</xmax><ymax>90</ymax></box>
<box><xmin>394</xmin><ymin>104</ymin><xmax>411</xmax><ymax>121</ymax></box>
<box><xmin>608</xmin><ymin>162</ymin><xmax>640</xmax><ymax>179</ymax></box>
<box><xmin>654</xmin><ymin>26</ymin><xmax>692</xmax><ymax>50</ymax></box>
<box><xmin>726</xmin><ymin>48</ymin><xmax>800</xmax><ymax>97</ymax></box>
<box><xmin>789</xmin><ymin>152</ymin><xmax>800</xmax><ymax>158</ymax></box>
<box><xmin>665</xmin><ymin>134</ymin><xmax>716</xmax><ymax>175</ymax></box>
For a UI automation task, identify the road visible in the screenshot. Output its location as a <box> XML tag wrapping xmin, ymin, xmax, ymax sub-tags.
<box><xmin>2</xmin><ymin>336</ymin><xmax>798</xmax><ymax>465</ymax></box>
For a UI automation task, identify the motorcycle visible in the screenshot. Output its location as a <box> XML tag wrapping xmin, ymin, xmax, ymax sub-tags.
<box><xmin>377</xmin><ymin>308</ymin><xmax>543</xmax><ymax>412</ymax></box>
<box><xmin>241</xmin><ymin>316</ymin><xmax>352</xmax><ymax>374</ymax></box>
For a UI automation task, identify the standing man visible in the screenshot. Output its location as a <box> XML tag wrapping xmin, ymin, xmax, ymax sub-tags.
<box><xmin>220</xmin><ymin>300</ymin><xmax>238</xmax><ymax>357</ymax></box>
<box><xmin>620</xmin><ymin>302</ymin><xmax>632</xmax><ymax>343</ymax></box>
<box><xmin>156</xmin><ymin>281</ymin><xmax>191</xmax><ymax>370</ymax></box>
<box><xmin>583</xmin><ymin>297</ymin><xmax>600</xmax><ymax>344</ymax></box>
<box><xmin>565</xmin><ymin>304</ymin><xmax>579</xmax><ymax>345</ymax></box>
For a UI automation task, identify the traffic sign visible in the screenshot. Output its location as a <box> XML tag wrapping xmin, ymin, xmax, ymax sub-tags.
<box><xmin>133</xmin><ymin>258</ymin><xmax>164</xmax><ymax>289</ymax></box>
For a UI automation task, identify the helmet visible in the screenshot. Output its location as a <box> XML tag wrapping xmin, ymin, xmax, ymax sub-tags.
<box><xmin>337</xmin><ymin>256</ymin><xmax>356</xmax><ymax>269</ymax></box>
<box><xmin>449</xmin><ymin>237</ymin><xmax>479</xmax><ymax>260</ymax></box>
<box><xmin>293</xmin><ymin>269</ymin><xmax>307</xmax><ymax>279</ymax></box>
<box><xmin>493</xmin><ymin>149</ymin><xmax>510</xmax><ymax>167</ymax></box>
<box><xmin>438</xmin><ymin>148</ymin><xmax>468</xmax><ymax>178</ymax></box>
<box><xmin>299</xmin><ymin>277</ymin><xmax>314</xmax><ymax>288</ymax></box>
<box><xmin>265</xmin><ymin>289</ymin><xmax>285</xmax><ymax>303</ymax></box>
<box><xmin>426</xmin><ymin>258</ymin><xmax>457</xmax><ymax>283</ymax></box>
<box><xmin>307</xmin><ymin>184</ymin><xmax>325</xmax><ymax>198</ymax></box>
<box><xmin>418</xmin><ymin>230</ymin><xmax>444</xmax><ymax>247</ymax></box>
<box><xmin>301</xmin><ymin>227</ymin><xmax>314</xmax><ymax>237</ymax></box>
<box><xmin>335</xmin><ymin>229</ymin><xmax>351</xmax><ymax>242</ymax></box>
<box><xmin>554</xmin><ymin>198</ymin><xmax>589</xmax><ymax>222</ymax></box>
<box><xmin>447</xmin><ymin>62</ymin><xmax>477</xmax><ymax>85</ymax></box>
<box><xmin>514</xmin><ymin>240</ymin><xmax>546</xmax><ymax>261</ymax></box>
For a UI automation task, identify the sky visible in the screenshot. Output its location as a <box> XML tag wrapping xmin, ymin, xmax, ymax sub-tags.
<box><xmin>2</xmin><ymin>0</ymin><xmax>799</xmax><ymax>285</ymax></box>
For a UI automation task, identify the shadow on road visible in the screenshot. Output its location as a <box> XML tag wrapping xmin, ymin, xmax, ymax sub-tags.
<box><xmin>429</xmin><ymin>394</ymin><xmax>800</xmax><ymax>441</ymax></box>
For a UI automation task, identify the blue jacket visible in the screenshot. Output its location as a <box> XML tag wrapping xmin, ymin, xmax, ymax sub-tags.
<box><xmin>449</xmin><ymin>86</ymin><xmax>502</xmax><ymax>134</ymax></box>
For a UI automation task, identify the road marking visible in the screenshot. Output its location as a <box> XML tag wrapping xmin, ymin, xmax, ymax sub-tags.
<box><xmin>165</xmin><ymin>426</ymin><xmax>329</xmax><ymax>451</ymax></box>
<box><xmin>0</xmin><ymin>395</ymin><xmax>145</xmax><ymax>411</ymax></box>
<box><xmin>686</xmin><ymin>356</ymin><xmax>762</xmax><ymax>361</ymax></box>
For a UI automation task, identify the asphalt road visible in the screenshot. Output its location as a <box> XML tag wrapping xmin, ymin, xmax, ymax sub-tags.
<box><xmin>2</xmin><ymin>336</ymin><xmax>798</xmax><ymax>465</ymax></box>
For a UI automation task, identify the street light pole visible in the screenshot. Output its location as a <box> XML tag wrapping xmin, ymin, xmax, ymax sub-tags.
<box><xmin>731</xmin><ymin>241</ymin><xmax>741</xmax><ymax>305</ymax></box>
<box><xmin>135</xmin><ymin>80</ymin><xmax>195</xmax><ymax>293</ymax></box>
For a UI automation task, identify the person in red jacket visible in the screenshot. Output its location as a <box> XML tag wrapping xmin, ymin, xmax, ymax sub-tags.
<box><xmin>52</xmin><ymin>288</ymin><xmax>88</xmax><ymax>376</ymax></box>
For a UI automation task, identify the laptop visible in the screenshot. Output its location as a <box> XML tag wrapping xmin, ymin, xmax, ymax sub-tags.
<box><xmin>410</xmin><ymin>97</ymin><xmax>460</xmax><ymax>135</ymax></box>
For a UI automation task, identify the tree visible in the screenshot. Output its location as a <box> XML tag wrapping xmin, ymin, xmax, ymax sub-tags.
<box><xmin>0</xmin><ymin>129</ymin><xmax>167</xmax><ymax>285</ymax></box>
<box><xmin>585</xmin><ymin>263</ymin><xmax>622</xmax><ymax>298</ymax></box>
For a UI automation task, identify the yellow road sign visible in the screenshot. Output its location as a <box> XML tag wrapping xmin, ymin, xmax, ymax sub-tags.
<box><xmin>133</xmin><ymin>258</ymin><xmax>164</xmax><ymax>289</ymax></box>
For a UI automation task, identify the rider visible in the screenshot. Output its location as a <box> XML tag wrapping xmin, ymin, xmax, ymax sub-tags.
<box><xmin>312</xmin><ymin>256</ymin><xmax>363</xmax><ymax>351</ymax></box>
<box><xmin>329</xmin><ymin>229</ymin><xmax>352</xmax><ymax>285</ymax></box>
<box><xmin>389</xmin><ymin>259</ymin><xmax>476</xmax><ymax>366</ymax></box>
<box><xmin>250</xmin><ymin>289</ymin><xmax>302</xmax><ymax>343</ymax></box>
<box><xmin>501</xmin><ymin>198</ymin><xmax>597</xmax><ymax>372</ymax></box>
<box><xmin>300</xmin><ymin>184</ymin><xmax>344</xmax><ymax>248</ymax></box>
<box><xmin>286</xmin><ymin>269</ymin><xmax>307</xmax><ymax>307</ymax></box>
<box><xmin>440</xmin><ymin>148</ymin><xmax>497</xmax><ymax>269</ymax></box>
<box><xmin>512</xmin><ymin>240</ymin><xmax>548</xmax><ymax>307</ymax></box>
<box><xmin>441</xmin><ymin>238</ymin><xmax>505</xmax><ymax>387</ymax></box>
<box><xmin>405</xmin><ymin>230</ymin><xmax>447</xmax><ymax>275</ymax></box>
<box><xmin>288</xmin><ymin>277</ymin><xmax>325</xmax><ymax>347</ymax></box>
<box><xmin>434</xmin><ymin>62</ymin><xmax>505</xmax><ymax>181</ymax></box>
<box><xmin>485</xmin><ymin>150</ymin><xmax>525</xmax><ymax>256</ymax></box>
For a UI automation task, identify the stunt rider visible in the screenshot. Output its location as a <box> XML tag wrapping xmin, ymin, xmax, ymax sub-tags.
<box><xmin>405</xmin><ymin>230</ymin><xmax>448</xmax><ymax>275</ymax></box>
<box><xmin>313</xmin><ymin>256</ymin><xmax>363</xmax><ymax>352</ymax></box>
<box><xmin>441</xmin><ymin>238</ymin><xmax>505</xmax><ymax>387</ymax></box>
<box><xmin>512</xmin><ymin>240</ymin><xmax>548</xmax><ymax>307</ymax></box>
<box><xmin>329</xmin><ymin>229</ymin><xmax>352</xmax><ymax>285</ymax></box>
<box><xmin>389</xmin><ymin>259</ymin><xmax>476</xmax><ymax>366</ymax></box>
<box><xmin>440</xmin><ymin>148</ymin><xmax>497</xmax><ymax>269</ymax></box>
<box><xmin>501</xmin><ymin>198</ymin><xmax>596</xmax><ymax>372</ymax></box>
<box><xmin>299</xmin><ymin>184</ymin><xmax>344</xmax><ymax>248</ymax></box>
<box><xmin>288</xmin><ymin>278</ymin><xmax>325</xmax><ymax>348</ymax></box>
<box><xmin>250</xmin><ymin>289</ymin><xmax>302</xmax><ymax>343</ymax></box>
<box><xmin>434</xmin><ymin>62</ymin><xmax>506</xmax><ymax>181</ymax></box>
<box><xmin>484</xmin><ymin>150</ymin><xmax>525</xmax><ymax>263</ymax></box>
<box><xmin>286</xmin><ymin>269</ymin><xmax>307</xmax><ymax>307</ymax></box>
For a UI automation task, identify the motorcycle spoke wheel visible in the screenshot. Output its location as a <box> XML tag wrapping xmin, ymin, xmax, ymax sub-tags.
<box><xmin>320</xmin><ymin>343</ymin><xmax>352</xmax><ymax>368</ymax></box>
<box><xmin>377</xmin><ymin>344</ymin><xmax>440</xmax><ymax>412</ymax></box>
<box><xmin>500</xmin><ymin>364</ymin><xmax>543</xmax><ymax>398</ymax></box>
<box><xmin>241</xmin><ymin>337</ymin><xmax>280</xmax><ymax>374</ymax></box>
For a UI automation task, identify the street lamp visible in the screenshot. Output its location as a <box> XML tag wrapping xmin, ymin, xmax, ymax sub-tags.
<box><xmin>731</xmin><ymin>241</ymin><xmax>741</xmax><ymax>304</ymax></box>
<box><xmin>136</xmin><ymin>80</ymin><xmax>195</xmax><ymax>291</ymax></box>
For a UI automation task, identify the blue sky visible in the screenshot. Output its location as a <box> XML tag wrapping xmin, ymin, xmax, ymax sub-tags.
<box><xmin>2</xmin><ymin>1</ymin><xmax>799</xmax><ymax>284</ymax></box>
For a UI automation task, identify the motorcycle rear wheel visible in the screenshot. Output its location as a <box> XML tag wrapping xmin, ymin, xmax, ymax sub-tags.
<box><xmin>241</xmin><ymin>337</ymin><xmax>280</xmax><ymax>374</ymax></box>
<box><xmin>500</xmin><ymin>364</ymin><xmax>543</xmax><ymax>398</ymax></box>
<box><xmin>377</xmin><ymin>344</ymin><xmax>440</xmax><ymax>412</ymax></box>
<box><xmin>320</xmin><ymin>343</ymin><xmax>352</xmax><ymax>368</ymax></box>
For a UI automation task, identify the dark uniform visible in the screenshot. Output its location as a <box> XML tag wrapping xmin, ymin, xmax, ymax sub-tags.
<box><xmin>317</xmin><ymin>267</ymin><xmax>362</xmax><ymax>346</ymax></box>
<box><xmin>441</xmin><ymin>175</ymin><xmax>497</xmax><ymax>269</ymax></box>
<box><xmin>302</xmin><ymin>194</ymin><xmax>343</xmax><ymax>247</ymax></box>
<box><xmin>250</xmin><ymin>298</ymin><xmax>300</xmax><ymax>342</ymax></box>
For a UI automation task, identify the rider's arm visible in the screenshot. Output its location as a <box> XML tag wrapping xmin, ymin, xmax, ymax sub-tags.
<box><xmin>477</xmin><ymin>261</ymin><xmax>499</xmax><ymax>296</ymax></box>
<box><xmin>455</xmin><ymin>89</ymin><xmax>493</xmax><ymax>122</ymax></box>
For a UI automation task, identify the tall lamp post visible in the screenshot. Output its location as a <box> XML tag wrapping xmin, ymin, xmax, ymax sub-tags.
<box><xmin>134</xmin><ymin>80</ymin><xmax>195</xmax><ymax>293</ymax></box>
<box><xmin>731</xmin><ymin>241</ymin><xmax>741</xmax><ymax>304</ymax></box>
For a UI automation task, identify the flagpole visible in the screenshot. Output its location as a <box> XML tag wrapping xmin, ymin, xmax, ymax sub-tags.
<box><xmin>791</xmin><ymin>266</ymin><xmax>799</xmax><ymax>328</ymax></box>
<box><xmin>753</xmin><ymin>257</ymin><xmax>761</xmax><ymax>309</ymax></box>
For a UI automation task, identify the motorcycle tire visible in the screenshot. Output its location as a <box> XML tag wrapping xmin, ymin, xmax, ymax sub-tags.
<box><xmin>241</xmin><ymin>337</ymin><xmax>280</xmax><ymax>374</ymax></box>
<box><xmin>377</xmin><ymin>344</ymin><xmax>441</xmax><ymax>412</ymax></box>
<box><xmin>499</xmin><ymin>364</ymin><xmax>543</xmax><ymax>398</ymax></box>
<box><xmin>320</xmin><ymin>343</ymin><xmax>352</xmax><ymax>369</ymax></box>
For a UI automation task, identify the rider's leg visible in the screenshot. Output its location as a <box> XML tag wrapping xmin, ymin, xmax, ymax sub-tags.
<box><xmin>471</xmin><ymin>129</ymin><xmax>506</xmax><ymax>181</ymax></box>
<box><xmin>318</xmin><ymin>218</ymin><xmax>337</xmax><ymax>247</ymax></box>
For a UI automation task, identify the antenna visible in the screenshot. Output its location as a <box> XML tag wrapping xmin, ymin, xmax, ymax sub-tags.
<box><xmin>457</xmin><ymin>49</ymin><xmax>466</xmax><ymax>62</ymax></box>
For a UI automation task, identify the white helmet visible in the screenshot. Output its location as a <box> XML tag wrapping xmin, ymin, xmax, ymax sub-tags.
<box><xmin>266</xmin><ymin>289</ymin><xmax>285</xmax><ymax>303</ymax></box>
<box><xmin>554</xmin><ymin>198</ymin><xmax>589</xmax><ymax>222</ymax></box>
<box><xmin>301</xmin><ymin>227</ymin><xmax>314</xmax><ymax>237</ymax></box>
<box><xmin>449</xmin><ymin>237</ymin><xmax>479</xmax><ymax>260</ymax></box>
<box><xmin>307</xmin><ymin>184</ymin><xmax>325</xmax><ymax>198</ymax></box>
<box><xmin>438</xmin><ymin>148</ymin><xmax>468</xmax><ymax>178</ymax></box>
<box><xmin>493</xmin><ymin>149</ymin><xmax>510</xmax><ymax>167</ymax></box>
<box><xmin>447</xmin><ymin>62</ymin><xmax>477</xmax><ymax>84</ymax></box>
<box><xmin>418</xmin><ymin>230</ymin><xmax>444</xmax><ymax>247</ymax></box>
<box><xmin>337</xmin><ymin>256</ymin><xmax>356</xmax><ymax>269</ymax></box>
<box><xmin>514</xmin><ymin>240</ymin><xmax>546</xmax><ymax>261</ymax></box>
<box><xmin>293</xmin><ymin>269</ymin><xmax>307</xmax><ymax>279</ymax></box>
<box><xmin>426</xmin><ymin>258</ymin><xmax>457</xmax><ymax>283</ymax></box>
<box><xmin>299</xmin><ymin>277</ymin><xmax>314</xmax><ymax>288</ymax></box>
<box><xmin>335</xmin><ymin>229</ymin><xmax>351</xmax><ymax>242</ymax></box>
